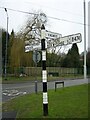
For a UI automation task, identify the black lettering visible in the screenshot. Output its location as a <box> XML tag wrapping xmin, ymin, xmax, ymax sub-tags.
<box><xmin>75</xmin><ymin>36</ymin><xmax>77</xmax><ymax>41</ymax></box>
<box><xmin>72</xmin><ymin>37</ymin><xmax>74</xmax><ymax>42</ymax></box>
<box><xmin>77</xmin><ymin>36</ymin><xmax>80</xmax><ymax>40</ymax></box>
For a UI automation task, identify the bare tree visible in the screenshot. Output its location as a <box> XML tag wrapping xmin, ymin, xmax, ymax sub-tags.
<box><xmin>18</xmin><ymin>11</ymin><xmax>62</xmax><ymax>54</ymax></box>
<box><xmin>19</xmin><ymin>12</ymin><xmax>47</xmax><ymax>47</ymax></box>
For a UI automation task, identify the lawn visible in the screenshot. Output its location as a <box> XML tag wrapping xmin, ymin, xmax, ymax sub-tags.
<box><xmin>2</xmin><ymin>74</ymin><xmax>84</xmax><ymax>84</ymax></box>
<box><xmin>2</xmin><ymin>84</ymin><xmax>89</xmax><ymax>118</ymax></box>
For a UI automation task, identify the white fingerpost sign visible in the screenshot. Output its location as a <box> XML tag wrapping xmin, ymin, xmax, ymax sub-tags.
<box><xmin>46</xmin><ymin>30</ymin><xmax>62</xmax><ymax>39</ymax></box>
<box><xmin>53</xmin><ymin>33</ymin><xmax>82</xmax><ymax>47</ymax></box>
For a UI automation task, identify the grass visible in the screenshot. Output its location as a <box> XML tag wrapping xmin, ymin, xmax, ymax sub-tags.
<box><xmin>2</xmin><ymin>84</ymin><xmax>89</xmax><ymax>118</ymax></box>
<box><xmin>2</xmin><ymin>76</ymin><xmax>40</xmax><ymax>84</ymax></box>
<box><xmin>2</xmin><ymin>74</ymin><xmax>84</xmax><ymax>84</ymax></box>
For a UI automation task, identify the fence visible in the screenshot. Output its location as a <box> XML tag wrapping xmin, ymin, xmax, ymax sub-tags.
<box><xmin>4</xmin><ymin>67</ymin><xmax>86</xmax><ymax>77</ymax></box>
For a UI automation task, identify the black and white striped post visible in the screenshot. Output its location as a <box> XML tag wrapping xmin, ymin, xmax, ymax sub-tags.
<box><xmin>41</xmin><ymin>24</ymin><xmax>48</xmax><ymax>116</ymax></box>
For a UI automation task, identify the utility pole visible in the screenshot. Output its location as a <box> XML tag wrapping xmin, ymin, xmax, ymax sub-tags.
<box><xmin>4</xmin><ymin>8</ymin><xmax>8</xmax><ymax>80</ymax></box>
<box><xmin>84</xmin><ymin>0</ymin><xmax>87</xmax><ymax>80</ymax></box>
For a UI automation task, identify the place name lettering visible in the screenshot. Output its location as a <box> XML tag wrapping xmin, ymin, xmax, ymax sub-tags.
<box><xmin>58</xmin><ymin>34</ymin><xmax>81</xmax><ymax>46</ymax></box>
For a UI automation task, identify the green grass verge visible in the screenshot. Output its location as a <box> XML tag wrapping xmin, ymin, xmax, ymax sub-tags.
<box><xmin>2</xmin><ymin>74</ymin><xmax>84</xmax><ymax>84</ymax></box>
<box><xmin>3</xmin><ymin>84</ymin><xmax>89</xmax><ymax>118</ymax></box>
<box><xmin>2</xmin><ymin>76</ymin><xmax>40</xmax><ymax>84</ymax></box>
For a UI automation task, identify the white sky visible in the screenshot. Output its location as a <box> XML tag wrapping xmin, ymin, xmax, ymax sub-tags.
<box><xmin>0</xmin><ymin>0</ymin><xmax>90</xmax><ymax>53</ymax></box>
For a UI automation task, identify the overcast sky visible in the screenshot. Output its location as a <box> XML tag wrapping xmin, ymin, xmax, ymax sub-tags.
<box><xmin>0</xmin><ymin>0</ymin><xmax>90</xmax><ymax>53</ymax></box>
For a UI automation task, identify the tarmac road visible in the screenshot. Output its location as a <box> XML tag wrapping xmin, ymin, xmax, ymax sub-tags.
<box><xmin>2</xmin><ymin>78</ymin><xmax>89</xmax><ymax>102</ymax></box>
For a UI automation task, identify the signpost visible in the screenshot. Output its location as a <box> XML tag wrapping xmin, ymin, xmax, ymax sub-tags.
<box><xmin>25</xmin><ymin>45</ymin><xmax>33</xmax><ymax>52</ymax></box>
<box><xmin>24</xmin><ymin>13</ymin><xmax>82</xmax><ymax>117</ymax></box>
<box><xmin>25</xmin><ymin>33</ymin><xmax>82</xmax><ymax>52</ymax></box>
<box><xmin>25</xmin><ymin>44</ymin><xmax>41</xmax><ymax>52</ymax></box>
<box><xmin>52</xmin><ymin>33</ymin><xmax>82</xmax><ymax>47</ymax></box>
<box><xmin>25</xmin><ymin>30</ymin><xmax>62</xmax><ymax>52</ymax></box>
<box><xmin>46</xmin><ymin>30</ymin><xmax>62</xmax><ymax>39</ymax></box>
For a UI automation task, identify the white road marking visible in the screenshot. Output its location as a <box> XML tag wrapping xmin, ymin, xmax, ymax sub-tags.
<box><xmin>3</xmin><ymin>89</ymin><xmax>27</xmax><ymax>97</ymax></box>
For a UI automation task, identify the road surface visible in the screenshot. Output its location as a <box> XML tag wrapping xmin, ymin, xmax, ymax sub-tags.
<box><xmin>2</xmin><ymin>78</ymin><xmax>89</xmax><ymax>102</ymax></box>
